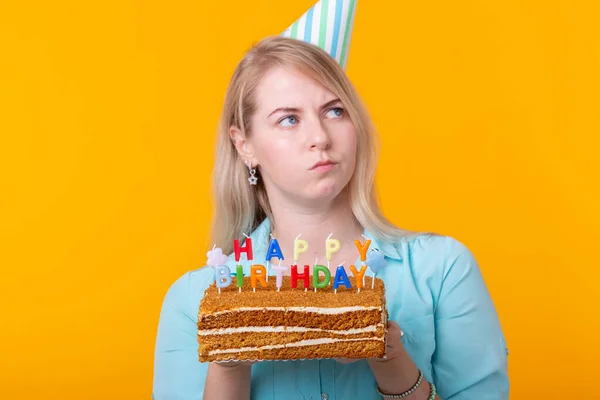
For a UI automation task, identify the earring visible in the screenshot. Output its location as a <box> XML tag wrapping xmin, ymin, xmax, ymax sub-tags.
<box><xmin>244</xmin><ymin>160</ymin><xmax>258</xmax><ymax>185</ymax></box>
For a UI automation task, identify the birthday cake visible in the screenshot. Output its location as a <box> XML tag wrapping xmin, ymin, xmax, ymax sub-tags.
<box><xmin>197</xmin><ymin>275</ymin><xmax>387</xmax><ymax>362</ymax></box>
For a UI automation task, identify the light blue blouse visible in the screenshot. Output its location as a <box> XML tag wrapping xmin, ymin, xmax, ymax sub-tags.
<box><xmin>153</xmin><ymin>219</ymin><xmax>509</xmax><ymax>399</ymax></box>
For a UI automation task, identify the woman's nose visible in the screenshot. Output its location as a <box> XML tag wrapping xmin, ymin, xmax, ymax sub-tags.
<box><xmin>306</xmin><ymin>118</ymin><xmax>331</xmax><ymax>150</ymax></box>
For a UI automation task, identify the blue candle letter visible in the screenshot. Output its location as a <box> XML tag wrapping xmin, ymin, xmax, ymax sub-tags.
<box><xmin>215</xmin><ymin>265</ymin><xmax>232</xmax><ymax>288</ymax></box>
<box><xmin>266</xmin><ymin>238</ymin><xmax>284</xmax><ymax>261</ymax></box>
<box><xmin>332</xmin><ymin>266</ymin><xmax>352</xmax><ymax>290</ymax></box>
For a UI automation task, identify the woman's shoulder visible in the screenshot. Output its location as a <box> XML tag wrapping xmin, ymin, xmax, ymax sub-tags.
<box><xmin>159</xmin><ymin>265</ymin><xmax>215</xmax><ymax>322</ymax></box>
<box><xmin>390</xmin><ymin>232</ymin><xmax>480</xmax><ymax>282</ymax></box>
<box><xmin>397</xmin><ymin>231</ymin><xmax>475</xmax><ymax>261</ymax></box>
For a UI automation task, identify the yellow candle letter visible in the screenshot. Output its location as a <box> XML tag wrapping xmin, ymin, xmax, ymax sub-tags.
<box><xmin>294</xmin><ymin>238</ymin><xmax>308</xmax><ymax>261</ymax></box>
<box><xmin>326</xmin><ymin>238</ymin><xmax>341</xmax><ymax>261</ymax></box>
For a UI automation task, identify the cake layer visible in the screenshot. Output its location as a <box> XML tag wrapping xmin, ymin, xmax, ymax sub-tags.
<box><xmin>199</xmin><ymin>338</ymin><xmax>385</xmax><ymax>362</ymax></box>
<box><xmin>199</xmin><ymin>276</ymin><xmax>384</xmax><ymax>314</ymax></box>
<box><xmin>198</xmin><ymin>323</ymin><xmax>385</xmax><ymax>336</ymax></box>
<box><xmin>199</xmin><ymin>309</ymin><xmax>382</xmax><ymax>330</ymax></box>
<box><xmin>199</xmin><ymin>325</ymin><xmax>385</xmax><ymax>353</ymax></box>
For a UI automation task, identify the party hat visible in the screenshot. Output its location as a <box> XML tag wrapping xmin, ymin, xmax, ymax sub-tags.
<box><xmin>282</xmin><ymin>0</ymin><xmax>358</xmax><ymax>70</ymax></box>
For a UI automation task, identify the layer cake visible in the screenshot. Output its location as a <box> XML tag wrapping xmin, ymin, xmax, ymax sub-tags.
<box><xmin>197</xmin><ymin>275</ymin><xmax>387</xmax><ymax>362</ymax></box>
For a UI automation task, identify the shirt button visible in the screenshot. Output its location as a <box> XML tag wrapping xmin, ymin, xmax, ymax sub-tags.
<box><xmin>321</xmin><ymin>393</ymin><xmax>328</xmax><ymax>400</ymax></box>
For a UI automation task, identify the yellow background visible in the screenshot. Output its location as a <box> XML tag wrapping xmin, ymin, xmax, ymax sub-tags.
<box><xmin>1</xmin><ymin>0</ymin><xmax>598</xmax><ymax>398</ymax></box>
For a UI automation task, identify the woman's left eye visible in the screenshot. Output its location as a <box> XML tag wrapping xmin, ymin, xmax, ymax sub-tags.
<box><xmin>325</xmin><ymin>107</ymin><xmax>344</xmax><ymax>118</ymax></box>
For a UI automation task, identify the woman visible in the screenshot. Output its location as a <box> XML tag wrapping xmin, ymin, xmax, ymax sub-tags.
<box><xmin>152</xmin><ymin>35</ymin><xmax>509</xmax><ymax>399</ymax></box>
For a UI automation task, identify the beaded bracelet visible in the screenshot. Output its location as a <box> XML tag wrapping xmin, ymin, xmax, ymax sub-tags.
<box><xmin>376</xmin><ymin>369</ymin><xmax>423</xmax><ymax>398</ymax></box>
<box><xmin>428</xmin><ymin>381</ymin><xmax>437</xmax><ymax>400</ymax></box>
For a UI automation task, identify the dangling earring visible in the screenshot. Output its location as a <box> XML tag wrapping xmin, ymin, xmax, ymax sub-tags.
<box><xmin>244</xmin><ymin>160</ymin><xmax>258</xmax><ymax>185</ymax></box>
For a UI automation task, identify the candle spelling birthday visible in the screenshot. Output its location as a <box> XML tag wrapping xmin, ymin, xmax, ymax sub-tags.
<box><xmin>208</xmin><ymin>233</ymin><xmax>387</xmax><ymax>293</ymax></box>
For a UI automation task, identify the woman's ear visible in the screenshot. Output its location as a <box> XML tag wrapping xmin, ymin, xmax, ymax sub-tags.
<box><xmin>229</xmin><ymin>125</ymin><xmax>258</xmax><ymax>166</ymax></box>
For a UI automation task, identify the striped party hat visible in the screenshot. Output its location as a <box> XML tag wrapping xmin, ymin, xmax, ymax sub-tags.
<box><xmin>282</xmin><ymin>0</ymin><xmax>358</xmax><ymax>70</ymax></box>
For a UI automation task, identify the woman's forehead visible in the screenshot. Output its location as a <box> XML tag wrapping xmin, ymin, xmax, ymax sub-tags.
<box><xmin>254</xmin><ymin>66</ymin><xmax>335</xmax><ymax>111</ymax></box>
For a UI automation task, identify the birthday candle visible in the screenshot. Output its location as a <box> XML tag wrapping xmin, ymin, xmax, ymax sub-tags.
<box><xmin>354</xmin><ymin>239</ymin><xmax>371</xmax><ymax>262</ymax></box>
<box><xmin>332</xmin><ymin>263</ymin><xmax>351</xmax><ymax>294</ymax></box>
<box><xmin>206</xmin><ymin>245</ymin><xmax>228</xmax><ymax>283</ymax></box>
<box><xmin>236</xmin><ymin>264</ymin><xmax>244</xmax><ymax>292</ymax></box>
<box><xmin>215</xmin><ymin>265</ymin><xmax>232</xmax><ymax>294</ymax></box>
<box><xmin>326</xmin><ymin>233</ymin><xmax>341</xmax><ymax>261</ymax></box>
<box><xmin>356</xmin><ymin>237</ymin><xmax>371</xmax><ymax>287</ymax></box>
<box><xmin>293</xmin><ymin>234</ymin><xmax>308</xmax><ymax>261</ymax></box>
<box><xmin>350</xmin><ymin>264</ymin><xmax>367</xmax><ymax>292</ymax></box>
<box><xmin>265</xmin><ymin>236</ymin><xmax>284</xmax><ymax>283</ymax></box>
<box><xmin>233</xmin><ymin>236</ymin><xmax>253</xmax><ymax>262</ymax></box>
<box><xmin>272</xmin><ymin>262</ymin><xmax>287</xmax><ymax>292</ymax></box>
<box><xmin>312</xmin><ymin>265</ymin><xmax>331</xmax><ymax>291</ymax></box>
<box><xmin>291</xmin><ymin>264</ymin><xmax>310</xmax><ymax>289</ymax></box>
<box><xmin>366</xmin><ymin>248</ymin><xmax>387</xmax><ymax>289</ymax></box>
<box><xmin>250</xmin><ymin>264</ymin><xmax>268</xmax><ymax>292</ymax></box>
<box><xmin>266</xmin><ymin>237</ymin><xmax>284</xmax><ymax>260</ymax></box>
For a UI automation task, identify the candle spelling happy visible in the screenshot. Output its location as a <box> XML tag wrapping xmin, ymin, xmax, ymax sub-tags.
<box><xmin>325</xmin><ymin>233</ymin><xmax>341</xmax><ymax>264</ymax></box>
<box><xmin>354</xmin><ymin>238</ymin><xmax>371</xmax><ymax>288</ymax></box>
<box><xmin>293</xmin><ymin>234</ymin><xmax>308</xmax><ymax>262</ymax></box>
<box><xmin>265</xmin><ymin>236</ymin><xmax>284</xmax><ymax>283</ymax></box>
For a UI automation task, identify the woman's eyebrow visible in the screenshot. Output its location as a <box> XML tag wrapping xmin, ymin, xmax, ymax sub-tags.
<box><xmin>320</xmin><ymin>98</ymin><xmax>342</xmax><ymax>109</ymax></box>
<box><xmin>267</xmin><ymin>98</ymin><xmax>342</xmax><ymax>118</ymax></box>
<box><xmin>268</xmin><ymin>106</ymin><xmax>300</xmax><ymax>118</ymax></box>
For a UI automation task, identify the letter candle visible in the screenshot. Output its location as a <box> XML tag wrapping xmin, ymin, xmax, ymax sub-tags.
<box><xmin>325</xmin><ymin>233</ymin><xmax>341</xmax><ymax>263</ymax></box>
<box><xmin>355</xmin><ymin>236</ymin><xmax>372</xmax><ymax>288</ymax></box>
<box><xmin>250</xmin><ymin>264</ymin><xmax>268</xmax><ymax>292</ymax></box>
<box><xmin>272</xmin><ymin>259</ymin><xmax>287</xmax><ymax>292</ymax></box>
<box><xmin>291</xmin><ymin>264</ymin><xmax>310</xmax><ymax>289</ymax></box>
<box><xmin>215</xmin><ymin>265</ymin><xmax>232</xmax><ymax>294</ymax></box>
<box><xmin>265</xmin><ymin>234</ymin><xmax>284</xmax><ymax>283</ymax></box>
<box><xmin>293</xmin><ymin>234</ymin><xmax>308</xmax><ymax>262</ymax></box>
<box><xmin>325</xmin><ymin>233</ymin><xmax>340</xmax><ymax>278</ymax></box>
<box><xmin>313</xmin><ymin>264</ymin><xmax>331</xmax><ymax>292</ymax></box>
<box><xmin>332</xmin><ymin>262</ymin><xmax>351</xmax><ymax>294</ymax></box>
<box><xmin>233</xmin><ymin>234</ymin><xmax>253</xmax><ymax>262</ymax></box>
<box><xmin>236</xmin><ymin>264</ymin><xmax>244</xmax><ymax>292</ymax></box>
<box><xmin>350</xmin><ymin>264</ymin><xmax>367</xmax><ymax>292</ymax></box>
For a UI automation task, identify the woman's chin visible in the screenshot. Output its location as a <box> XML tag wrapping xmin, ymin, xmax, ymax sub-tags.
<box><xmin>305</xmin><ymin>182</ymin><xmax>343</xmax><ymax>202</ymax></box>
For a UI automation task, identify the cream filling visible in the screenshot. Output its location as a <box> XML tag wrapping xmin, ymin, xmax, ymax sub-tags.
<box><xmin>198</xmin><ymin>324</ymin><xmax>383</xmax><ymax>336</ymax></box>
<box><xmin>208</xmin><ymin>337</ymin><xmax>384</xmax><ymax>356</ymax></box>
<box><xmin>207</xmin><ymin>306</ymin><xmax>381</xmax><ymax>316</ymax></box>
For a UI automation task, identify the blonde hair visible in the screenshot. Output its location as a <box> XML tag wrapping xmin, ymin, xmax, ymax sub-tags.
<box><xmin>211</xmin><ymin>36</ymin><xmax>419</xmax><ymax>254</ymax></box>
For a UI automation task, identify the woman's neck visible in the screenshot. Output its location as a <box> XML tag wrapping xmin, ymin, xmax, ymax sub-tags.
<box><xmin>268</xmin><ymin>189</ymin><xmax>364</xmax><ymax>267</ymax></box>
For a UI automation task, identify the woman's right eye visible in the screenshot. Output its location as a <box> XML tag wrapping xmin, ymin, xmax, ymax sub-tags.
<box><xmin>278</xmin><ymin>115</ymin><xmax>298</xmax><ymax>127</ymax></box>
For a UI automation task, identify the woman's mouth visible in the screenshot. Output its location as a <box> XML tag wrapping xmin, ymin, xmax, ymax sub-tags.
<box><xmin>310</xmin><ymin>160</ymin><xmax>337</xmax><ymax>172</ymax></box>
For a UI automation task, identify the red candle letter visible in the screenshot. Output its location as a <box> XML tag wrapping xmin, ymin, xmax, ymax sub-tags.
<box><xmin>291</xmin><ymin>264</ymin><xmax>310</xmax><ymax>289</ymax></box>
<box><xmin>233</xmin><ymin>238</ymin><xmax>253</xmax><ymax>262</ymax></box>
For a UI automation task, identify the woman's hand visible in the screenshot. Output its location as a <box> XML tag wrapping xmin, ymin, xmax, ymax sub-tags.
<box><xmin>204</xmin><ymin>360</ymin><xmax>257</xmax><ymax>399</ymax></box>
<box><xmin>335</xmin><ymin>321</ymin><xmax>404</xmax><ymax>364</ymax></box>
<box><xmin>369</xmin><ymin>320</ymin><xmax>404</xmax><ymax>364</ymax></box>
